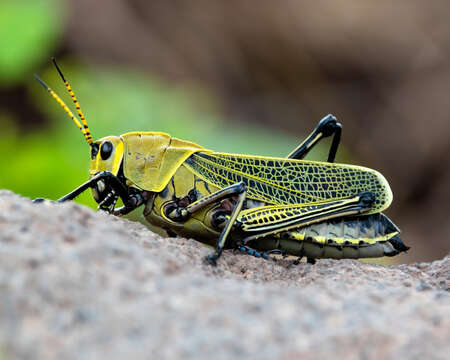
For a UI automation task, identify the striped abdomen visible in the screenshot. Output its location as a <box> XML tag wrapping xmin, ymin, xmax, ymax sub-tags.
<box><xmin>248</xmin><ymin>213</ymin><xmax>408</xmax><ymax>259</ymax></box>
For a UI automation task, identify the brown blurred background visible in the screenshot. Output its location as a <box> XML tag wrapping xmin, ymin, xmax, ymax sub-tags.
<box><xmin>1</xmin><ymin>0</ymin><xmax>449</xmax><ymax>262</ymax></box>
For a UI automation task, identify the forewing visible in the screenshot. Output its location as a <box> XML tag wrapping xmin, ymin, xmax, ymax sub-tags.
<box><xmin>184</xmin><ymin>152</ymin><xmax>392</xmax><ymax>213</ymax></box>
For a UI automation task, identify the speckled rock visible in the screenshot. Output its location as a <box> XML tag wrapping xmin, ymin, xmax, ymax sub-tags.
<box><xmin>0</xmin><ymin>190</ymin><xmax>448</xmax><ymax>360</ymax></box>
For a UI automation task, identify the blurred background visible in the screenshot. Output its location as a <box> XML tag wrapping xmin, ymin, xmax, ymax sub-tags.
<box><xmin>0</xmin><ymin>0</ymin><xmax>449</xmax><ymax>263</ymax></box>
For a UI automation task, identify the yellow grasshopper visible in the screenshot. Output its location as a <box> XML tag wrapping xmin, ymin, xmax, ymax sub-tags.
<box><xmin>34</xmin><ymin>59</ymin><xmax>408</xmax><ymax>265</ymax></box>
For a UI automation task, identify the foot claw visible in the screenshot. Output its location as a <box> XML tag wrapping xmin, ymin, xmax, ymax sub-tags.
<box><xmin>33</xmin><ymin>198</ymin><xmax>56</xmax><ymax>205</ymax></box>
<box><xmin>205</xmin><ymin>253</ymin><xmax>218</xmax><ymax>266</ymax></box>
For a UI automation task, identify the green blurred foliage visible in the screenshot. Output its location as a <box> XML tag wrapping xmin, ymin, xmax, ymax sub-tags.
<box><xmin>0</xmin><ymin>0</ymin><xmax>65</xmax><ymax>86</ymax></box>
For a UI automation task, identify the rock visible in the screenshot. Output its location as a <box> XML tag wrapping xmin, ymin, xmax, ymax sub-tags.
<box><xmin>0</xmin><ymin>190</ymin><xmax>449</xmax><ymax>359</ymax></box>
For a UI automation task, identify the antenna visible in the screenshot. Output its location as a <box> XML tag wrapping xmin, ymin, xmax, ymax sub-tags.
<box><xmin>34</xmin><ymin>73</ymin><xmax>93</xmax><ymax>145</ymax></box>
<box><xmin>51</xmin><ymin>58</ymin><xmax>93</xmax><ymax>145</ymax></box>
<box><xmin>34</xmin><ymin>58</ymin><xmax>94</xmax><ymax>145</ymax></box>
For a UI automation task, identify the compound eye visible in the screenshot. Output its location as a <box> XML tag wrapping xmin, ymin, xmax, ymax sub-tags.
<box><xmin>100</xmin><ymin>141</ymin><xmax>113</xmax><ymax>160</ymax></box>
<box><xmin>90</xmin><ymin>143</ymin><xmax>99</xmax><ymax>160</ymax></box>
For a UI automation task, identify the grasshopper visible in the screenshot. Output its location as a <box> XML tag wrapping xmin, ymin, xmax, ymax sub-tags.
<box><xmin>34</xmin><ymin>59</ymin><xmax>409</xmax><ymax>265</ymax></box>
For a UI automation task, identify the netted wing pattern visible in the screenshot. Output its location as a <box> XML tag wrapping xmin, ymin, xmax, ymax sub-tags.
<box><xmin>184</xmin><ymin>152</ymin><xmax>392</xmax><ymax>213</ymax></box>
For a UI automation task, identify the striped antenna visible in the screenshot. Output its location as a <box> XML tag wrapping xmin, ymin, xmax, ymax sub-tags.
<box><xmin>34</xmin><ymin>74</ymin><xmax>93</xmax><ymax>145</ymax></box>
<box><xmin>51</xmin><ymin>58</ymin><xmax>93</xmax><ymax>145</ymax></box>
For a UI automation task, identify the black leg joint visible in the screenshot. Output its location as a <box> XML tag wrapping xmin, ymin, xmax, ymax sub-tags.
<box><xmin>317</xmin><ymin>114</ymin><xmax>339</xmax><ymax>137</ymax></box>
<box><xmin>235</xmin><ymin>181</ymin><xmax>246</xmax><ymax>193</ymax></box>
<box><xmin>288</xmin><ymin>114</ymin><xmax>342</xmax><ymax>161</ymax></box>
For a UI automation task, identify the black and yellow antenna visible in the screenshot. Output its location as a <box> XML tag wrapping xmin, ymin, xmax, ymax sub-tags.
<box><xmin>34</xmin><ymin>74</ymin><xmax>93</xmax><ymax>146</ymax></box>
<box><xmin>34</xmin><ymin>59</ymin><xmax>93</xmax><ymax>145</ymax></box>
<box><xmin>51</xmin><ymin>57</ymin><xmax>93</xmax><ymax>145</ymax></box>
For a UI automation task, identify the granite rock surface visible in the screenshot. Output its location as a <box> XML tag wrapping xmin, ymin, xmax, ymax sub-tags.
<box><xmin>0</xmin><ymin>190</ymin><xmax>448</xmax><ymax>359</ymax></box>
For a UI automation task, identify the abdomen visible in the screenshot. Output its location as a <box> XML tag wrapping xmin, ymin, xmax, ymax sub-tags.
<box><xmin>247</xmin><ymin>213</ymin><xmax>408</xmax><ymax>259</ymax></box>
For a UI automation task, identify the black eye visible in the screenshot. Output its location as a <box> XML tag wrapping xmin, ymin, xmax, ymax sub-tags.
<box><xmin>100</xmin><ymin>141</ymin><xmax>113</xmax><ymax>160</ymax></box>
<box><xmin>91</xmin><ymin>143</ymin><xmax>99</xmax><ymax>159</ymax></box>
